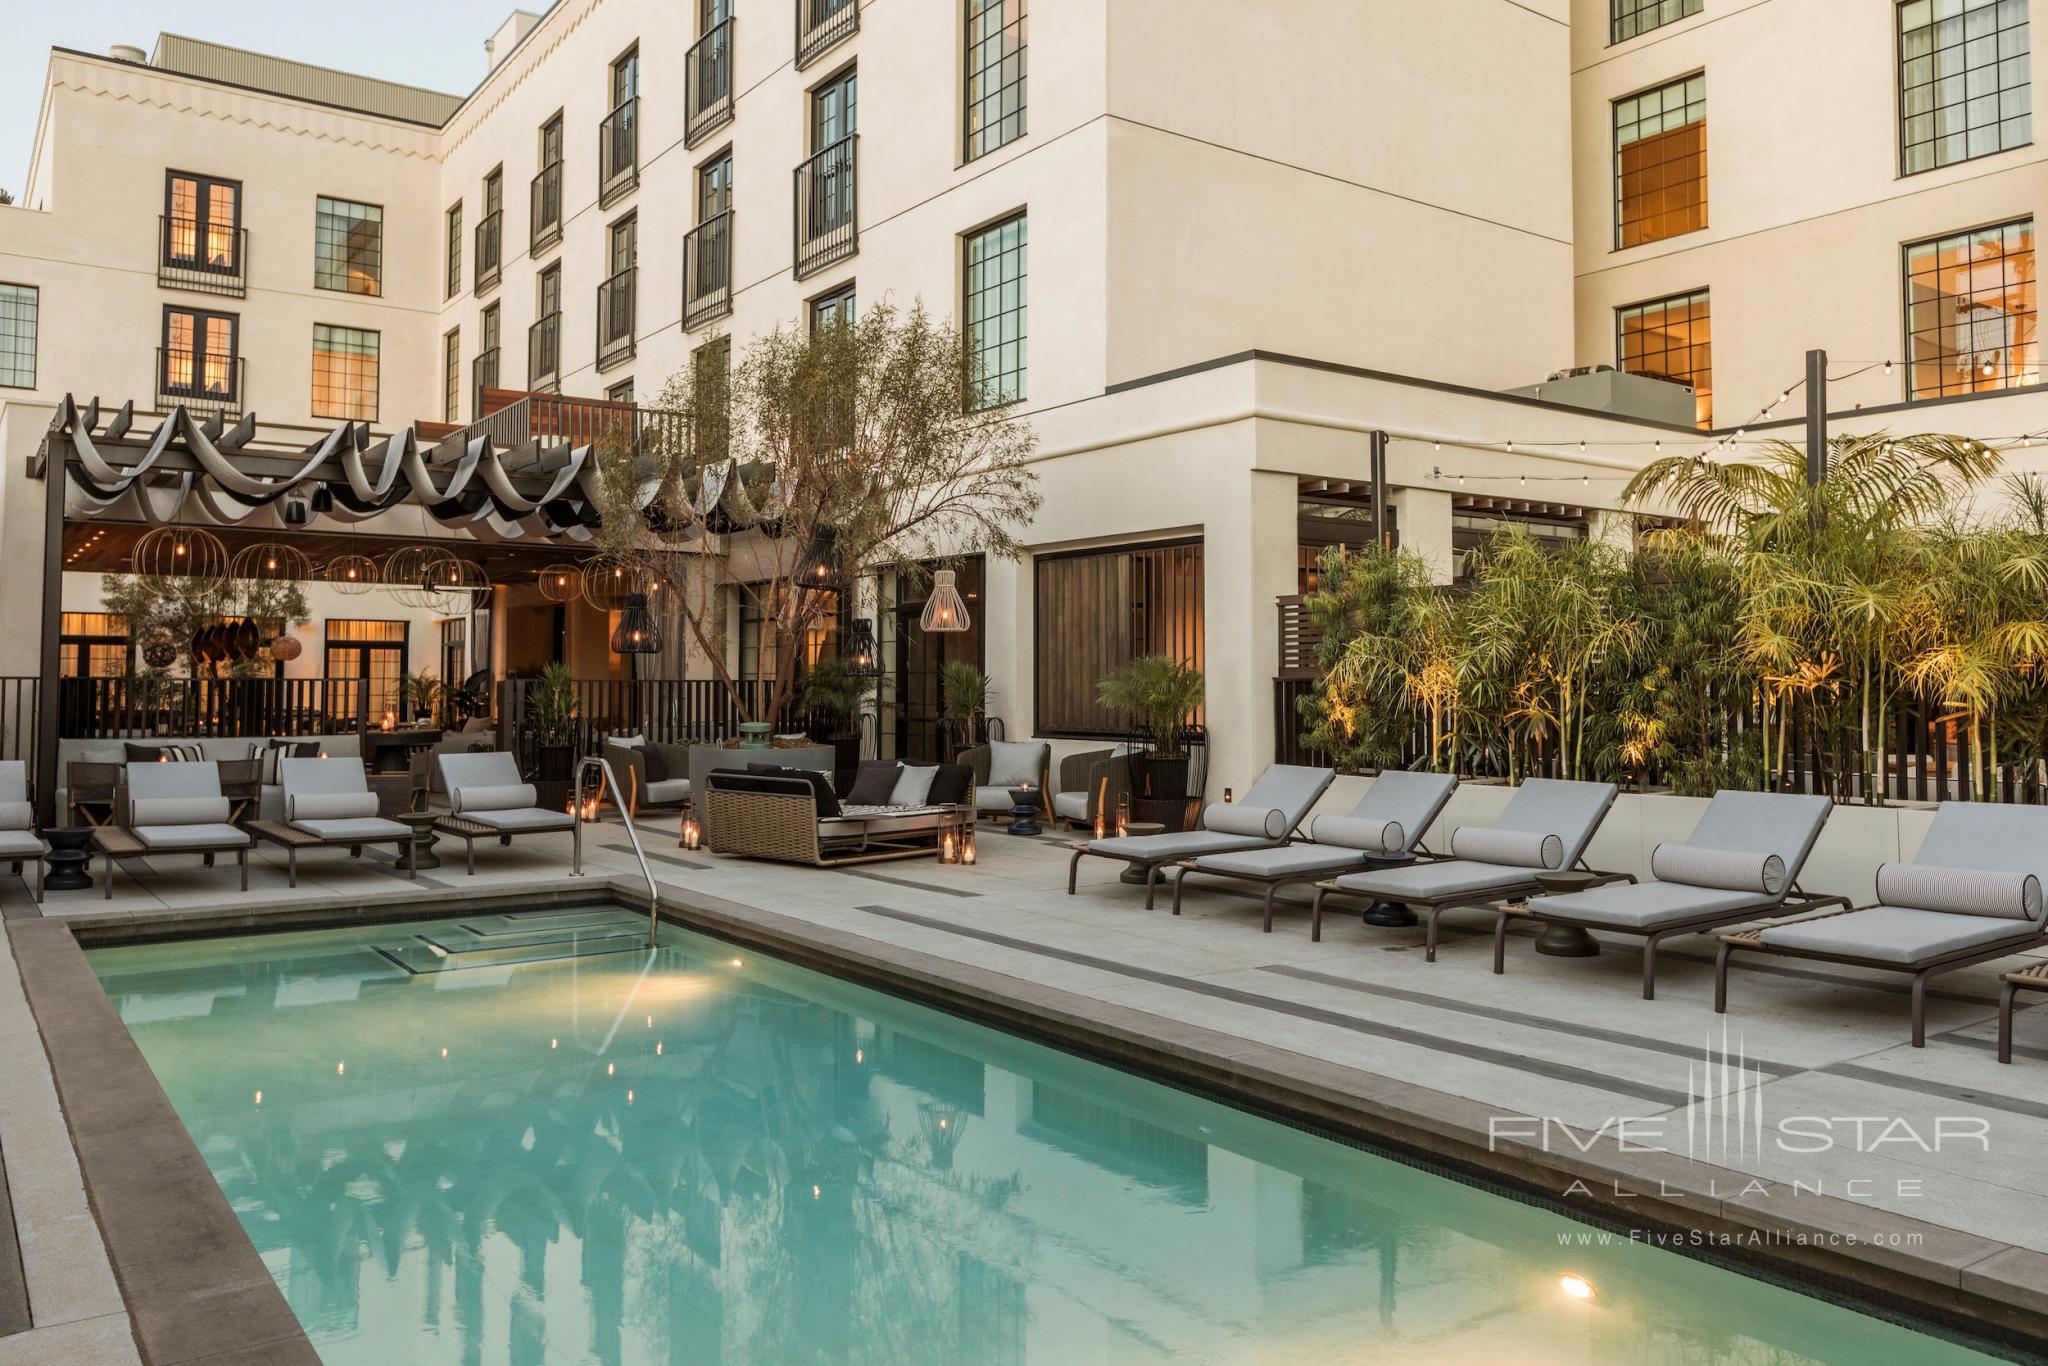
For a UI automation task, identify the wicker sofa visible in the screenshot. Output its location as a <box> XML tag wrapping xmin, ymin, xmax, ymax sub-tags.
<box><xmin>703</xmin><ymin>768</ymin><xmax>972</xmax><ymax>866</ymax></box>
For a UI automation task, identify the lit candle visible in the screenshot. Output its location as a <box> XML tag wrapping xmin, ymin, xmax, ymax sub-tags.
<box><xmin>940</xmin><ymin>831</ymin><xmax>958</xmax><ymax>864</ymax></box>
<box><xmin>681</xmin><ymin>818</ymin><xmax>701</xmax><ymax>851</ymax></box>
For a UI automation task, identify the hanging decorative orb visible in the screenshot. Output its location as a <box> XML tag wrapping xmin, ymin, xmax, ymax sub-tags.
<box><xmin>383</xmin><ymin>545</ymin><xmax>445</xmax><ymax>608</ymax></box>
<box><xmin>422</xmin><ymin>553</ymin><xmax>492</xmax><ymax>612</ymax></box>
<box><xmin>921</xmin><ymin>569</ymin><xmax>971</xmax><ymax>633</ymax></box>
<box><xmin>324</xmin><ymin>554</ymin><xmax>379</xmax><ymax>595</ymax></box>
<box><xmin>537</xmin><ymin>562</ymin><xmax>584</xmax><ymax>603</ymax></box>
<box><xmin>141</xmin><ymin>633</ymin><xmax>178</xmax><ymax>669</ymax></box>
<box><xmin>268</xmin><ymin>634</ymin><xmax>303</xmax><ymax>663</ymax></box>
<box><xmin>228</xmin><ymin>541</ymin><xmax>313</xmax><ymax>584</ymax></box>
<box><xmin>131</xmin><ymin>526</ymin><xmax>228</xmax><ymax>583</ymax></box>
<box><xmin>580</xmin><ymin>555</ymin><xmax>645</xmax><ymax>612</ymax></box>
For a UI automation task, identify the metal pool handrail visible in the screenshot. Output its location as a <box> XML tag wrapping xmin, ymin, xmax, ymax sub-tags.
<box><xmin>575</xmin><ymin>754</ymin><xmax>660</xmax><ymax>945</ymax></box>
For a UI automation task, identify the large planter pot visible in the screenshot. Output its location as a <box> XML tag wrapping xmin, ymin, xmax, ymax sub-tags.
<box><xmin>533</xmin><ymin>743</ymin><xmax>577</xmax><ymax>815</ymax></box>
<box><xmin>1132</xmin><ymin>754</ymin><xmax>1194</xmax><ymax>832</ymax></box>
<box><xmin>688</xmin><ymin>743</ymin><xmax>836</xmax><ymax>843</ymax></box>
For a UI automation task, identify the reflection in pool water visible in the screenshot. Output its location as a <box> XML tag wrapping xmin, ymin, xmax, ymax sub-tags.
<box><xmin>90</xmin><ymin>909</ymin><xmax>1992</xmax><ymax>1365</ymax></box>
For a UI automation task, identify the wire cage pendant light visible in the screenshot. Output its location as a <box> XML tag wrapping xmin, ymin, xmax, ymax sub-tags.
<box><xmin>611</xmin><ymin>592</ymin><xmax>662</xmax><ymax>654</ymax></box>
<box><xmin>537</xmin><ymin>562</ymin><xmax>584</xmax><ymax>603</ymax></box>
<box><xmin>131</xmin><ymin>526</ymin><xmax>229</xmax><ymax>584</ymax></box>
<box><xmin>920</xmin><ymin>569</ymin><xmax>970</xmax><ymax>633</ymax></box>
<box><xmin>228</xmin><ymin>541</ymin><xmax>314</xmax><ymax>584</ymax></box>
<box><xmin>844</xmin><ymin>618</ymin><xmax>882</xmax><ymax>676</ymax></box>
<box><xmin>324</xmin><ymin>553</ymin><xmax>379</xmax><ymax>595</ymax></box>
<box><xmin>581</xmin><ymin>555</ymin><xmax>644</xmax><ymax>612</ymax></box>
<box><xmin>795</xmin><ymin>526</ymin><xmax>839</xmax><ymax>593</ymax></box>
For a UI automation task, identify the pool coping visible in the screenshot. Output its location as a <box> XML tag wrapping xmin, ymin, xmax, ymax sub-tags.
<box><xmin>27</xmin><ymin>877</ymin><xmax>2048</xmax><ymax>1358</ymax></box>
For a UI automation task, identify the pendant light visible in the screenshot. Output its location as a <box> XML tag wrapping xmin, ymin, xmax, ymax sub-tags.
<box><xmin>795</xmin><ymin>526</ymin><xmax>839</xmax><ymax>593</ymax></box>
<box><xmin>920</xmin><ymin>569</ymin><xmax>970</xmax><ymax>633</ymax></box>
<box><xmin>611</xmin><ymin>593</ymin><xmax>662</xmax><ymax>654</ymax></box>
<box><xmin>844</xmin><ymin>618</ymin><xmax>881</xmax><ymax>677</ymax></box>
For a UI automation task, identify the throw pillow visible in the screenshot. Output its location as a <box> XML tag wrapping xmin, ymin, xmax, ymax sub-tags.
<box><xmin>636</xmin><ymin>743</ymin><xmax>668</xmax><ymax>783</ymax></box>
<box><xmin>986</xmin><ymin>740</ymin><xmax>1043</xmax><ymax>788</ymax></box>
<box><xmin>846</xmin><ymin>761</ymin><xmax>903</xmax><ymax>806</ymax></box>
<box><xmin>926</xmin><ymin>762</ymin><xmax>973</xmax><ymax>806</ymax></box>
<box><xmin>746</xmin><ymin>763</ymin><xmax>840</xmax><ymax>819</ymax></box>
<box><xmin>889</xmin><ymin>764</ymin><xmax>939</xmax><ymax>807</ymax></box>
<box><xmin>124</xmin><ymin>742</ymin><xmax>167</xmax><ymax>765</ymax></box>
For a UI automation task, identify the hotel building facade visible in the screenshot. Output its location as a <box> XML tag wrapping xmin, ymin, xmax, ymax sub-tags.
<box><xmin>0</xmin><ymin>0</ymin><xmax>2044</xmax><ymax>791</ymax></box>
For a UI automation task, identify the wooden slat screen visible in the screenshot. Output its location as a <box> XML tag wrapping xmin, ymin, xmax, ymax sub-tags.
<box><xmin>1034</xmin><ymin>539</ymin><xmax>1203</xmax><ymax>737</ymax></box>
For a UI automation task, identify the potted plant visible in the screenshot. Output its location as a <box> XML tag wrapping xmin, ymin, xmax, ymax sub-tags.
<box><xmin>398</xmin><ymin>671</ymin><xmax>444</xmax><ymax>727</ymax></box>
<box><xmin>802</xmin><ymin>655</ymin><xmax>873</xmax><ymax>788</ymax></box>
<box><xmin>1097</xmin><ymin>656</ymin><xmax>1205</xmax><ymax>819</ymax></box>
<box><xmin>941</xmin><ymin>661</ymin><xmax>990</xmax><ymax>756</ymax></box>
<box><xmin>526</xmin><ymin>662</ymin><xmax>580</xmax><ymax>807</ymax></box>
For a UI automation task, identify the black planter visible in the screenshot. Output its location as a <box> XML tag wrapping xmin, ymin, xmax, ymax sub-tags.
<box><xmin>533</xmin><ymin>743</ymin><xmax>576</xmax><ymax>815</ymax></box>
<box><xmin>1131</xmin><ymin>754</ymin><xmax>1194</xmax><ymax>832</ymax></box>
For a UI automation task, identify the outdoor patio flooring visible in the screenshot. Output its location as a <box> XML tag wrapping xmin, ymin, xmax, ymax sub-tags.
<box><xmin>5</xmin><ymin>812</ymin><xmax>2048</xmax><ymax>1358</ymax></box>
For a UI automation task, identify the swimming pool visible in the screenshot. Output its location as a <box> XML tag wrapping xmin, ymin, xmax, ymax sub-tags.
<box><xmin>90</xmin><ymin>907</ymin><xmax>1996</xmax><ymax>1365</ymax></box>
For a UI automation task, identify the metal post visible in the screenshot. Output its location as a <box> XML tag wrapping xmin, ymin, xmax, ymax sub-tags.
<box><xmin>1804</xmin><ymin>348</ymin><xmax>1828</xmax><ymax>487</ymax></box>
<box><xmin>1368</xmin><ymin>430</ymin><xmax>1390</xmax><ymax>550</ymax></box>
<box><xmin>34</xmin><ymin>439</ymin><xmax>65</xmax><ymax>827</ymax></box>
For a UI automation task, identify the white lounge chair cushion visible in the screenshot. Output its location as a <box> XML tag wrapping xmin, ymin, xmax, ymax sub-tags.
<box><xmin>1089</xmin><ymin>830</ymin><xmax>1277</xmax><ymax>862</ymax></box>
<box><xmin>454</xmin><ymin>783</ymin><xmax>540</xmax><ymax>814</ymax></box>
<box><xmin>1052</xmin><ymin>790</ymin><xmax>1089</xmax><ymax>822</ymax></box>
<box><xmin>1533</xmin><ymin>880</ymin><xmax>1768</xmax><ymax>930</ymax></box>
<box><xmin>130</xmin><ymin>796</ymin><xmax>232</xmax><ymax>826</ymax></box>
<box><xmin>292</xmin><ymin>816</ymin><xmax>410</xmax><ymax>841</ymax></box>
<box><xmin>135</xmin><ymin>823</ymin><xmax>249</xmax><ymax>850</ymax></box>
<box><xmin>127</xmin><ymin>762</ymin><xmax>226</xmax><ymax>802</ymax></box>
<box><xmin>1451</xmin><ymin>826</ymin><xmax>1563</xmax><ymax>870</ymax></box>
<box><xmin>0</xmin><ymin>802</ymin><xmax>31</xmax><ymax>832</ymax></box>
<box><xmin>1759</xmin><ymin>905</ymin><xmax>2042</xmax><ymax>966</ymax></box>
<box><xmin>1310</xmin><ymin>814</ymin><xmax>1403</xmax><ymax>854</ymax></box>
<box><xmin>1193</xmin><ymin>843</ymin><xmax>1372</xmax><ymax>878</ymax></box>
<box><xmin>1874</xmin><ymin>862</ymin><xmax>2041</xmax><ymax>921</ymax></box>
<box><xmin>987</xmin><ymin>741</ymin><xmax>1047</xmax><ymax>787</ymax></box>
<box><xmin>459</xmin><ymin>807</ymin><xmax>577</xmax><ymax>833</ymax></box>
<box><xmin>1332</xmin><ymin>859</ymin><xmax>1543</xmax><ymax>901</ymax></box>
<box><xmin>642</xmin><ymin>777</ymin><xmax>692</xmax><ymax>804</ymax></box>
<box><xmin>1206</xmin><ymin>803</ymin><xmax>1286</xmax><ymax>839</ymax></box>
<box><xmin>1650</xmin><ymin>843</ymin><xmax>1787</xmax><ymax>895</ymax></box>
<box><xmin>289</xmin><ymin>792</ymin><xmax>380</xmax><ymax>822</ymax></box>
<box><xmin>0</xmin><ymin>831</ymin><xmax>44</xmax><ymax>858</ymax></box>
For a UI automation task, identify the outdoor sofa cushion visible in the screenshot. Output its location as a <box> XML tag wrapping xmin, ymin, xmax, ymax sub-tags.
<box><xmin>135</xmin><ymin>823</ymin><xmax>249</xmax><ymax>850</ymax></box>
<box><xmin>1681</xmin><ymin>791</ymin><xmax>1832</xmax><ymax>882</ymax></box>
<box><xmin>1052</xmin><ymin>791</ymin><xmax>1090</xmax><ymax>823</ymax></box>
<box><xmin>749</xmin><ymin>764</ymin><xmax>841</xmax><ymax>818</ymax></box>
<box><xmin>1087</xmin><ymin>830</ymin><xmax>1279</xmax><ymax>863</ymax></box>
<box><xmin>293</xmin><ymin>816</ymin><xmax>411</xmax><ymax>842</ymax></box>
<box><xmin>1759</xmin><ymin>906</ymin><xmax>2040</xmax><ymax>966</ymax></box>
<box><xmin>1475</xmin><ymin>778</ymin><xmax>1618</xmax><ymax>871</ymax></box>
<box><xmin>846</xmin><ymin>761</ymin><xmax>902</xmax><ymax>806</ymax></box>
<box><xmin>459</xmin><ymin>807</ymin><xmax>577</xmax><ymax>834</ymax></box>
<box><xmin>1193</xmin><ymin>843</ymin><xmax>1381</xmax><ymax>879</ymax></box>
<box><xmin>987</xmin><ymin>741</ymin><xmax>1048</xmax><ymax>788</ymax></box>
<box><xmin>888</xmin><ymin>765</ymin><xmax>938</xmax><ymax>808</ymax></box>
<box><xmin>1528</xmin><ymin>880</ymin><xmax>1769</xmax><ymax>931</ymax></box>
<box><xmin>643</xmin><ymin>778</ymin><xmax>692</xmax><ymax>804</ymax></box>
<box><xmin>0</xmin><ymin>831</ymin><xmax>43</xmax><ymax>859</ymax></box>
<box><xmin>1310</xmin><ymin>816</ymin><xmax>1403</xmax><ymax>855</ymax></box>
<box><xmin>128</xmin><ymin>761</ymin><xmax>227</xmax><ymax>804</ymax></box>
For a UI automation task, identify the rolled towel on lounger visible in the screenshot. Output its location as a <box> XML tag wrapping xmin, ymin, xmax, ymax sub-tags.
<box><xmin>1310</xmin><ymin>814</ymin><xmax>1404</xmax><ymax>854</ymax></box>
<box><xmin>129</xmin><ymin>796</ymin><xmax>231</xmax><ymax>826</ymax></box>
<box><xmin>454</xmin><ymin>783</ymin><xmax>540</xmax><ymax>814</ymax></box>
<box><xmin>1650</xmin><ymin>843</ymin><xmax>1786</xmax><ymax>895</ymax></box>
<box><xmin>1204</xmin><ymin>803</ymin><xmax>1286</xmax><ymax>839</ymax></box>
<box><xmin>1874</xmin><ymin>862</ymin><xmax>2042</xmax><ymax>921</ymax></box>
<box><xmin>1449</xmin><ymin>826</ymin><xmax>1562</xmax><ymax>869</ymax></box>
<box><xmin>288</xmin><ymin>791</ymin><xmax>380</xmax><ymax>822</ymax></box>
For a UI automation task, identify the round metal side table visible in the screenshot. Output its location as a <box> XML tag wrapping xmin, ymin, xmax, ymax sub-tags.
<box><xmin>1531</xmin><ymin>868</ymin><xmax>1599</xmax><ymax>956</ymax></box>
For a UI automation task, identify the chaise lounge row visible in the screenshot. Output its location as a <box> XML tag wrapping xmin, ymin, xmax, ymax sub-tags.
<box><xmin>1070</xmin><ymin>764</ymin><xmax>2048</xmax><ymax>1054</ymax></box>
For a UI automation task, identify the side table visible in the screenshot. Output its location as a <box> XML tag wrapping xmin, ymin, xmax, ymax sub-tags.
<box><xmin>1355</xmin><ymin>851</ymin><xmax>1419</xmax><ymax>927</ymax></box>
<box><xmin>1006</xmin><ymin>787</ymin><xmax>1043</xmax><ymax>837</ymax></box>
<box><xmin>1117</xmin><ymin>820</ymin><xmax>1165</xmax><ymax>883</ymax></box>
<box><xmin>43</xmin><ymin>827</ymin><xmax>93</xmax><ymax>892</ymax></box>
<box><xmin>1530</xmin><ymin>869</ymin><xmax>1600</xmax><ymax>956</ymax></box>
<box><xmin>396</xmin><ymin>811</ymin><xmax>443</xmax><ymax>871</ymax></box>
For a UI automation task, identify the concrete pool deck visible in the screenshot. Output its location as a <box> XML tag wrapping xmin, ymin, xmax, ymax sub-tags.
<box><xmin>3</xmin><ymin>811</ymin><xmax>2048</xmax><ymax>1360</ymax></box>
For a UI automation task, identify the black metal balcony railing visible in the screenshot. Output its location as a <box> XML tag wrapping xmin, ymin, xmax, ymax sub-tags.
<box><xmin>685</xmin><ymin>19</ymin><xmax>736</xmax><ymax>147</ymax></box>
<box><xmin>157</xmin><ymin>349</ymin><xmax>244</xmax><ymax>416</ymax></box>
<box><xmin>599</xmin><ymin>97</ymin><xmax>639</xmax><ymax>206</ymax></box>
<box><xmin>471</xmin><ymin>345</ymin><xmax>501</xmax><ymax>419</ymax></box>
<box><xmin>474</xmin><ymin>210</ymin><xmax>503</xmax><ymax>292</ymax></box>
<box><xmin>158</xmin><ymin>216</ymin><xmax>247</xmax><ymax>298</ymax></box>
<box><xmin>793</xmin><ymin>135</ymin><xmax>858</xmax><ymax>279</ymax></box>
<box><xmin>796</xmin><ymin>0</ymin><xmax>858</xmax><ymax>69</ymax></box>
<box><xmin>528</xmin><ymin>312</ymin><xmax>561</xmax><ymax>390</ymax></box>
<box><xmin>683</xmin><ymin>210</ymin><xmax>735</xmax><ymax>330</ymax></box>
<box><xmin>530</xmin><ymin>160</ymin><xmax>564</xmax><ymax>254</ymax></box>
<box><xmin>597</xmin><ymin>267</ymin><xmax>637</xmax><ymax>371</ymax></box>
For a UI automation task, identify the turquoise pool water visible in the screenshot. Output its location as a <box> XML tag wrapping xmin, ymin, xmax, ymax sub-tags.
<box><xmin>91</xmin><ymin>908</ymin><xmax>1994</xmax><ymax>1365</ymax></box>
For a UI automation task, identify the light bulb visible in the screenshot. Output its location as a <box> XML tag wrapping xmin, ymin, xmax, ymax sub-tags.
<box><xmin>1559</xmin><ymin>1273</ymin><xmax>1596</xmax><ymax>1301</ymax></box>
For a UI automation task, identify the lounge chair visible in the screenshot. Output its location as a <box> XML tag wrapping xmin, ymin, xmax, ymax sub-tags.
<box><xmin>94</xmin><ymin>760</ymin><xmax>251</xmax><ymax>899</ymax></box>
<box><xmin>603</xmin><ymin>735</ymin><xmax>693</xmax><ymax>818</ymax></box>
<box><xmin>1050</xmin><ymin>745</ymin><xmax>1137</xmax><ymax>831</ymax></box>
<box><xmin>1520</xmin><ymin>790</ymin><xmax>1843</xmax><ymax>999</ymax></box>
<box><xmin>0</xmin><ymin>761</ymin><xmax>46</xmax><ymax>902</ymax></box>
<box><xmin>1311</xmin><ymin>778</ymin><xmax>1623</xmax><ymax>960</ymax></box>
<box><xmin>1168</xmin><ymin>770</ymin><xmax>1459</xmax><ymax>932</ymax></box>
<box><xmin>1716</xmin><ymin>801</ymin><xmax>2048</xmax><ymax>1047</ymax></box>
<box><xmin>962</xmin><ymin>740</ymin><xmax>1051</xmax><ymax>823</ymax></box>
<box><xmin>247</xmin><ymin>758</ymin><xmax>417</xmax><ymax>886</ymax></box>
<box><xmin>1068</xmin><ymin>764</ymin><xmax>1336</xmax><ymax>909</ymax></box>
<box><xmin>435</xmin><ymin>751</ymin><xmax>581</xmax><ymax>875</ymax></box>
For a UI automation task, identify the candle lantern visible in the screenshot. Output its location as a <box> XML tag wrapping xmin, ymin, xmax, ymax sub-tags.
<box><xmin>961</xmin><ymin>826</ymin><xmax>977</xmax><ymax>865</ymax></box>
<box><xmin>939</xmin><ymin>830</ymin><xmax>960</xmax><ymax>865</ymax></box>
<box><xmin>1115</xmin><ymin>792</ymin><xmax>1131</xmax><ymax>838</ymax></box>
<box><xmin>1223</xmin><ymin>787</ymin><xmax>1234</xmax><ymax>803</ymax></box>
<box><xmin>681</xmin><ymin>817</ymin><xmax>702</xmax><ymax>851</ymax></box>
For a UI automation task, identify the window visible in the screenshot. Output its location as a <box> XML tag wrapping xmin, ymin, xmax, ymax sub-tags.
<box><xmin>1611</xmin><ymin>0</ymin><xmax>1700</xmax><ymax>44</ymax></box>
<box><xmin>540</xmin><ymin>115</ymin><xmax>564</xmax><ymax>170</ymax></box>
<box><xmin>1617</xmin><ymin>289</ymin><xmax>1712</xmax><ymax>426</ymax></box>
<box><xmin>481</xmin><ymin>303</ymin><xmax>500</xmax><ymax>357</ymax></box>
<box><xmin>444</xmin><ymin>202</ymin><xmax>462</xmax><ymax>299</ymax></box>
<box><xmin>797</xmin><ymin>0</ymin><xmax>857</xmax><ymax>68</ymax></box>
<box><xmin>532</xmin><ymin>265</ymin><xmax>563</xmax><ymax>387</ymax></box>
<box><xmin>0</xmin><ymin>284</ymin><xmax>35</xmax><ymax>388</ymax></box>
<box><xmin>442</xmin><ymin>328</ymin><xmax>461</xmax><ymax>423</ymax></box>
<box><xmin>164</xmin><ymin>171</ymin><xmax>241</xmax><ymax>272</ymax></box>
<box><xmin>702</xmin><ymin>0</ymin><xmax>732</xmax><ymax>27</ymax></box>
<box><xmin>1899</xmin><ymin>0</ymin><xmax>2031</xmax><ymax>175</ymax></box>
<box><xmin>600</xmin><ymin>214</ymin><xmax>638</xmax><ymax>369</ymax></box>
<box><xmin>1614</xmin><ymin>74</ymin><xmax>1706</xmax><ymax>249</ymax></box>
<box><xmin>477</xmin><ymin>303</ymin><xmax>501</xmax><ymax>410</ymax></box>
<box><xmin>608</xmin><ymin>213</ymin><xmax>638</xmax><ymax>277</ymax></box>
<box><xmin>603</xmin><ymin>48</ymin><xmax>641</xmax><ymax>203</ymax></box>
<box><xmin>312</xmin><ymin>324</ymin><xmax>380</xmax><ymax>421</ymax></box>
<box><xmin>538</xmin><ymin>263</ymin><xmax>562</xmax><ymax>320</ymax></box>
<box><xmin>534</xmin><ymin>117</ymin><xmax>565</xmax><ymax>251</ymax></box>
<box><xmin>1034</xmin><ymin>540</ymin><xmax>1204</xmax><ymax>737</ymax></box>
<box><xmin>314</xmin><ymin>197</ymin><xmax>383</xmax><ymax>294</ymax></box>
<box><xmin>325</xmin><ymin>620</ymin><xmax>407</xmax><ymax>723</ymax></box>
<box><xmin>965</xmin><ymin>0</ymin><xmax>1028</xmax><ymax>161</ymax></box>
<box><xmin>60</xmin><ymin>612</ymin><xmax>128</xmax><ymax>678</ymax></box>
<box><xmin>439</xmin><ymin>619</ymin><xmax>467</xmax><ymax>691</ymax></box>
<box><xmin>161</xmin><ymin>306</ymin><xmax>236</xmax><ymax>401</ymax></box>
<box><xmin>607</xmin><ymin>377</ymin><xmax>634</xmax><ymax>403</ymax></box>
<box><xmin>814</xmin><ymin>66</ymin><xmax>858</xmax><ymax>149</ymax></box>
<box><xmin>611</xmin><ymin>46</ymin><xmax>640</xmax><ymax>107</ymax></box>
<box><xmin>700</xmin><ymin>151</ymin><xmax>734</xmax><ymax>219</ymax></box>
<box><xmin>964</xmin><ymin>213</ymin><xmax>1027</xmax><ymax>408</ymax></box>
<box><xmin>810</xmin><ymin>282</ymin><xmax>856</xmax><ymax>331</ymax></box>
<box><xmin>1904</xmin><ymin>217</ymin><xmax>2037</xmax><ymax>399</ymax></box>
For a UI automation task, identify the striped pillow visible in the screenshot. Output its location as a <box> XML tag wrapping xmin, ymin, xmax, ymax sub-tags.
<box><xmin>1450</xmin><ymin>826</ymin><xmax>1563</xmax><ymax>870</ymax></box>
<box><xmin>1875</xmin><ymin>862</ymin><xmax>2042</xmax><ymax>921</ymax></box>
<box><xmin>1651</xmin><ymin>844</ymin><xmax>1786</xmax><ymax>895</ymax></box>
